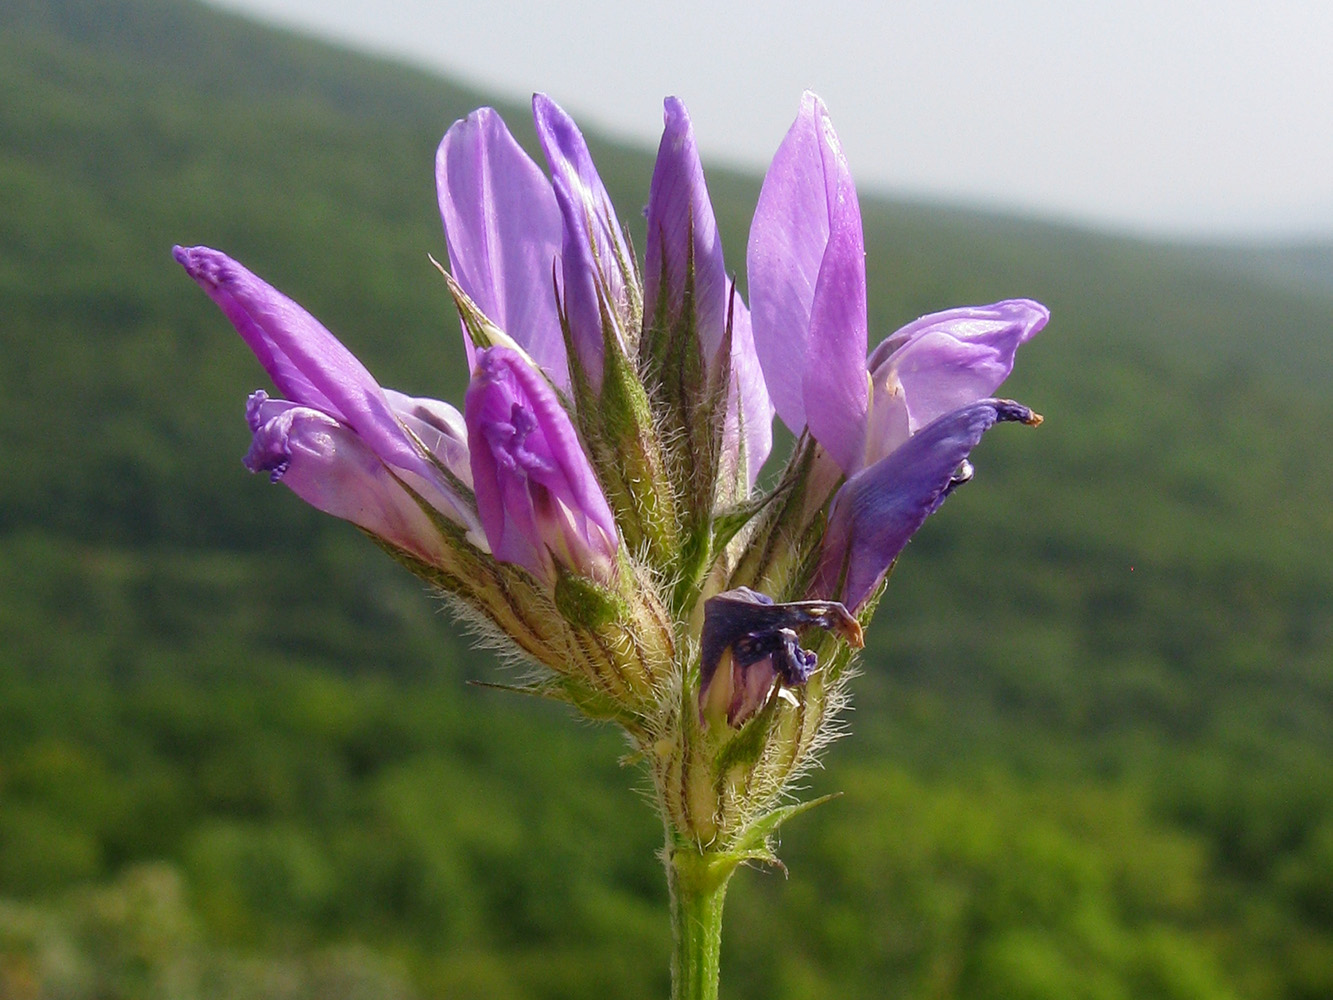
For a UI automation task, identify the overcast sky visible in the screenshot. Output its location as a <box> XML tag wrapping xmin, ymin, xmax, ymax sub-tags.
<box><xmin>208</xmin><ymin>0</ymin><xmax>1333</xmax><ymax>239</ymax></box>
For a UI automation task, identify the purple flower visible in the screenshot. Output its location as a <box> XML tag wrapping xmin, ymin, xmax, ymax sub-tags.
<box><xmin>174</xmin><ymin>245</ymin><xmax>479</xmax><ymax>555</ymax></box>
<box><xmin>748</xmin><ymin>94</ymin><xmax>1047</xmax><ymax>477</ymax></box>
<box><xmin>465</xmin><ymin>345</ymin><xmax>619</xmax><ymax>586</ymax></box>
<box><xmin>747</xmin><ymin>92</ymin><xmax>869</xmax><ymax>477</ymax></box>
<box><xmin>436</xmin><ymin>108</ymin><xmax>569</xmax><ymax>388</ymax></box>
<box><xmin>813</xmin><ymin>399</ymin><xmax>1043</xmax><ymax>611</ymax></box>
<box><xmin>645</xmin><ymin>97</ymin><xmax>772</xmax><ymax>489</ymax></box>
<box><xmin>533</xmin><ymin>94</ymin><xmax>635</xmax><ymax>394</ymax></box>
<box><xmin>699</xmin><ymin>588</ymin><xmax>862</xmax><ymax>727</ymax></box>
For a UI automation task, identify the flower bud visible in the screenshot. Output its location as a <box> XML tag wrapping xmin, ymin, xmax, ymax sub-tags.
<box><xmin>465</xmin><ymin>345</ymin><xmax>619</xmax><ymax>588</ymax></box>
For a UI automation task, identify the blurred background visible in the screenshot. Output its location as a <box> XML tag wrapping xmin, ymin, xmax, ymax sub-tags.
<box><xmin>1</xmin><ymin>0</ymin><xmax>1331</xmax><ymax>997</ymax></box>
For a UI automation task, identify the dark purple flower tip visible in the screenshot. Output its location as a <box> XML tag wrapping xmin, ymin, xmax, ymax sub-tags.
<box><xmin>814</xmin><ymin>398</ymin><xmax>1043</xmax><ymax>611</ymax></box>
<box><xmin>699</xmin><ymin>587</ymin><xmax>862</xmax><ymax>727</ymax></box>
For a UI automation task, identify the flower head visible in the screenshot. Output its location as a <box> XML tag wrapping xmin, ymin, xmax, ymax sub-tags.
<box><xmin>180</xmin><ymin>91</ymin><xmax>1048</xmax><ymax>863</ymax></box>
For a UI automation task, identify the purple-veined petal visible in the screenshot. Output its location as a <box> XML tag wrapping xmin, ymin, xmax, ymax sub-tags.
<box><xmin>863</xmin><ymin>300</ymin><xmax>1048</xmax><ymax>464</ymax></box>
<box><xmin>465</xmin><ymin>346</ymin><xmax>618</xmax><ymax>586</ymax></box>
<box><xmin>244</xmin><ymin>395</ymin><xmax>449</xmax><ymax>566</ymax></box>
<box><xmin>645</xmin><ymin>97</ymin><xmax>729</xmax><ymax>366</ymax></box>
<box><xmin>174</xmin><ymin>246</ymin><xmax>435</xmax><ymax>485</ymax></box>
<box><xmin>436</xmin><ymin>109</ymin><xmax>568</xmax><ymax>387</ymax></box>
<box><xmin>747</xmin><ymin>92</ymin><xmax>867</xmax><ymax>447</ymax></box>
<box><xmin>532</xmin><ymin>94</ymin><xmax>629</xmax><ymax>392</ymax></box>
<box><xmin>814</xmin><ymin>399</ymin><xmax>1042</xmax><ymax>611</ymax></box>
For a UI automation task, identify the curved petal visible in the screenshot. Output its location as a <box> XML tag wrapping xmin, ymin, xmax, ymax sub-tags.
<box><xmin>866</xmin><ymin>300</ymin><xmax>1048</xmax><ymax>460</ymax></box>
<box><xmin>747</xmin><ymin>92</ymin><xmax>867</xmax><ymax>442</ymax></box>
<box><xmin>436</xmin><ymin>109</ymin><xmax>568</xmax><ymax>387</ymax></box>
<box><xmin>814</xmin><ymin>399</ymin><xmax>1042</xmax><ymax>610</ymax></box>
<box><xmin>384</xmin><ymin>389</ymin><xmax>472</xmax><ymax>488</ymax></box>
<box><xmin>174</xmin><ymin>246</ymin><xmax>433</xmax><ymax>484</ymax></box>
<box><xmin>532</xmin><ymin>94</ymin><xmax>629</xmax><ymax>391</ymax></box>
<box><xmin>244</xmin><ymin>396</ymin><xmax>449</xmax><ymax>566</ymax></box>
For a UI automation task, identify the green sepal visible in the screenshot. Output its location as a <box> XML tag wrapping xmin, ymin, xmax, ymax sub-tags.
<box><xmin>553</xmin><ymin>568</ymin><xmax>625</xmax><ymax>628</ymax></box>
<box><xmin>433</xmin><ymin>257</ymin><xmax>524</xmax><ymax>355</ymax></box>
<box><xmin>559</xmin><ymin>266</ymin><xmax>679</xmax><ymax>569</ymax></box>
<box><xmin>468</xmin><ymin>676</ymin><xmax>646</xmax><ymax>733</ymax></box>
<box><xmin>711</xmin><ymin>490</ymin><xmax>778</xmax><ymax>557</ymax></box>
<box><xmin>727</xmin><ymin>437</ymin><xmax>841</xmax><ymax>602</ymax></box>
<box><xmin>710</xmin><ymin>686</ymin><xmax>782</xmax><ymax>774</ymax></box>
<box><xmin>730</xmin><ymin>793</ymin><xmax>843</xmax><ymax>862</ymax></box>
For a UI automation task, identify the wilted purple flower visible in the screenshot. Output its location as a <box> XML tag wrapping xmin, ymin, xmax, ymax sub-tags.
<box><xmin>813</xmin><ymin>399</ymin><xmax>1043</xmax><ymax>611</ymax></box>
<box><xmin>465</xmin><ymin>345</ymin><xmax>618</xmax><ymax>587</ymax></box>
<box><xmin>699</xmin><ymin>587</ymin><xmax>862</xmax><ymax>727</ymax></box>
<box><xmin>174</xmin><ymin>245</ymin><xmax>479</xmax><ymax>557</ymax></box>
<box><xmin>645</xmin><ymin>97</ymin><xmax>772</xmax><ymax>489</ymax></box>
<box><xmin>436</xmin><ymin>107</ymin><xmax>569</xmax><ymax>388</ymax></box>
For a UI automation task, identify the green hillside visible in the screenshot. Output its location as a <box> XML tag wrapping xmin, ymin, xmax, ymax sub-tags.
<box><xmin>2</xmin><ymin>0</ymin><xmax>1332</xmax><ymax>997</ymax></box>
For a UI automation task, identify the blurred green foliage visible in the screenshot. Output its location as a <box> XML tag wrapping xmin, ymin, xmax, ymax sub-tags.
<box><xmin>1</xmin><ymin>0</ymin><xmax>1332</xmax><ymax>997</ymax></box>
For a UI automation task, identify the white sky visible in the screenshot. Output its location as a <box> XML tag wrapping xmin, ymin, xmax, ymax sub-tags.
<box><xmin>208</xmin><ymin>0</ymin><xmax>1333</xmax><ymax>239</ymax></box>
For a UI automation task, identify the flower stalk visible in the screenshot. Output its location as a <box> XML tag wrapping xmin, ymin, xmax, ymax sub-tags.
<box><xmin>179</xmin><ymin>89</ymin><xmax>1047</xmax><ymax>999</ymax></box>
<box><xmin>668</xmin><ymin>845</ymin><xmax>734</xmax><ymax>1000</ymax></box>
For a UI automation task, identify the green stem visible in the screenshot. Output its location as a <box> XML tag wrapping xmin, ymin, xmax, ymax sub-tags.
<box><xmin>668</xmin><ymin>844</ymin><xmax>733</xmax><ymax>1000</ymax></box>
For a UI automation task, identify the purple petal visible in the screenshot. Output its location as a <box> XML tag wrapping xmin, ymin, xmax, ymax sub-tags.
<box><xmin>721</xmin><ymin>303</ymin><xmax>774</xmax><ymax>488</ymax></box>
<box><xmin>436</xmin><ymin>109</ymin><xmax>568</xmax><ymax>388</ymax></box>
<box><xmin>384</xmin><ymin>389</ymin><xmax>472</xmax><ymax>488</ymax></box>
<box><xmin>814</xmin><ymin>399</ymin><xmax>1041</xmax><ymax>610</ymax></box>
<box><xmin>804</xmin><ymin>178</ymin><xmax>869</xmax><ymax>474</ymax></box>
<box><xmin>645</xmin><ymin>97</ymin><xmax>729</xmax><ymax>365</ymax></box>
<box><xmin>245</xmin><ymin>396</ymin><xmax>449</xmax><ymax>566</ymax></box>
<box><xmin>174</xmin><ymin>246</ymin><xmax>434</xmax><ymax>483</ymax></box>
<box><xmin>865</xmin><ymin>300</ymin><xmax>1048</xmax><ymax>462</ymax></box>
<box><xmin>465</xmin><ymin>346</ymin><xmax>618</xmax><ymax>585</ymax></box>
<box><xmin>747</xmin><ymin>92</ymin><xmax>867</xmax><ymax>444</ymax></box>
<box><xmin>532</xmin><ymin>94</ymin><xmax>629</xmax><ymax>391</ymax></box>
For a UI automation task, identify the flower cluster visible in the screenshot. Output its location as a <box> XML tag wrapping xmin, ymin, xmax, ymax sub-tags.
<box><xmin>177</xmin><ymin>91</ymin><xmax>1044</xmax><ymax>853</ymax></box>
